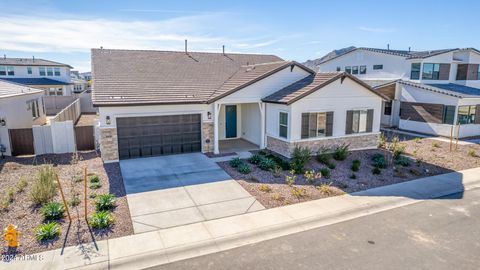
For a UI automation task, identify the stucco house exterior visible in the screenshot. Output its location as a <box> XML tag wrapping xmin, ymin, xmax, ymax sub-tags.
<box><xmin>0</xmin><ymin>80</ymin><xmax>46</xmax><ymax>156</ymax></box>
<box><xmin>315</xmin><ymin>47</ymin><xmax>480</xmax><ymax>138</ymax></box>
<box><xmin>0</xmin><ymin>57</ymin><xmax>74</xmax><ymax>96</ymax></box>
<box><xmin>92</xmin><ymin>48</ymin><xmax>385</xmax><ymax>162</ymax></box>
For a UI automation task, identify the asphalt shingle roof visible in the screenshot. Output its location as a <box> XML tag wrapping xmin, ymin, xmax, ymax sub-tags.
<box><xmin>399</xmin><ymin>81</ymin><xmax>480</xmax><ymax>98</ymax></box>
<box><xmin>92</xmin><ymin>49</ymin><xmax>286</xmax><ymax>106</ymax></box>
<box><xmin>0</xmin><ymin>78</ymin><xmax>71</xmax><ymax>85</ymax></box>
<box><xmin>0</xmin><ymin>58</ymin><xmax>72</xmax><ymax>68</ymax></box>
<box><xmin>262</xmin><ymin>72</ymin><xmax>386</xmax><ymax>104</ymax></box>
<box><xmin>0</xmin><ymin>80</ymin><xmax>43</xmax><ymax>98</ymax></box>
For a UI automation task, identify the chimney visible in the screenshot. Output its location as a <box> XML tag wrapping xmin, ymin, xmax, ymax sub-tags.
<box><xmin>32</xmin><ymin>55</ymin><xmax>35</xmax><ymax>62</ymax></box>
<box><xmin>100</xmin><ymin>46</ymin><xmax>103</xmax><ymax>49</ymax></box>
<box><xmin>387</xmin><ymin>44</ymin><xmax>390</xmax><ymax>50</ymax></box>
<box><xmin>222</xmin><ymin>45</ymin><xmax>225</xmax><ymax>55</ymax></box>
<box><xmin>408</xmin><ymin>46</ymin><xmax>411</xmax><ymax>52</ymax></box>
<box><xmin>3</xmin><ymin>54</ymin><xmax>5</xmax><ymax>60</ymax></box>
<box><xmin>185</xmin><ymin>39</ymin><xmax>188</xmax><ymax>54</ymax></box>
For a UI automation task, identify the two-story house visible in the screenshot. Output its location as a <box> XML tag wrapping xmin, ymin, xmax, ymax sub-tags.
<box><xmin>315</xmin><ymin>47</ymin><xmax>480</xmax><ymax>138</ymax></box>
<box><xmin>0</xmin><ymin>56</ymin><xmax>74</xmax><ymax>96</ymax></box>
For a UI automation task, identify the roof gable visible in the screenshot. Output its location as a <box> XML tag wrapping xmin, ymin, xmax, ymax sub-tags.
<box><xmin>0</xmin><ymin>80</ymin><xmax>44</xmax><ymax>98</ymax></box>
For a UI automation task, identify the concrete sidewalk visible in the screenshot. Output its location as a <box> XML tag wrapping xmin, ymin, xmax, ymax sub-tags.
<box><xmin>5</xmin><ymin>168</ymin><xmax>480</xmax><ymax>270</ymax></box>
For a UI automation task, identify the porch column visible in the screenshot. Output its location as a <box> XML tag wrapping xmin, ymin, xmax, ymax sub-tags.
<box><xmin>258</xmin><ymin>102</ymin><xmax>266</xmax><ymax>149</ymax></box>
<box><xmin>214</xmin><ymin>102</ymin><xmax>220</xmax><ymax>154</ymax></box>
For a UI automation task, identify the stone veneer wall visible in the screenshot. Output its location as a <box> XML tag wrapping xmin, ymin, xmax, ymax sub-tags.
<box><xmin>267</xmin><ymin>133</ymin><xmax>380</xmax><ymax>158</ymax></box>
<box><xmin>99</xmin><ymin>127</ymin><xmax>119</xmax><ymax>162</ymax></box>
<box><xmin>202</xmin><ymin>121</ymin><xmax>214</xmax><ymax>153</ymax></box>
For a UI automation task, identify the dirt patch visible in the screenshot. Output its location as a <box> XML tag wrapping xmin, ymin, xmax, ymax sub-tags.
<box><xmin>0</xmin><ymin>151</ymin><xmax>133</xmax><ymax>255</ymax></box>
<box><xmin>220</xmin><ymin>134</ymin><xmax>480</xmax><ymax>209</ymax></box>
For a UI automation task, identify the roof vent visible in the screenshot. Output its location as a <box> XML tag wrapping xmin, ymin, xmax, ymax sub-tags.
<box><xmin>185</xmin><ymin>39</ymin><xmax>188</xmax><ymax>54</ymax></box>
<box><xmin>222</xmin><ymin>45</ymin><xmax>225</xmax><ymax>55</ymax></box>
<box><xmin>387</xmin><ymin>44</ymin><xmax>390</xmax><ymax>50</ymax></box>
<box><xmin>3</xmin><ymin>54</ymin><xmax>5</xmax><ymax>60</ymax></box>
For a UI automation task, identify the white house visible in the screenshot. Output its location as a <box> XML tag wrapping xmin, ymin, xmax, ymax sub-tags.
<box><xmin>0</xmin><ymin>56</ymin><xmax>74</xmax><ymax>96</ymax></box>
<box><xmin>92</xmin><ymin>48</ymin><xmax>385</xmax><ymax>162</ymax></box>
<box><xmin>315</xmin><ymin>47</ymin><xmax>480</xmax><ymax>138</ymax></box>
<box><xmin>0</xmin><ymin>80</ymin><xmax>46</xmax><ymax>156</ymax></box>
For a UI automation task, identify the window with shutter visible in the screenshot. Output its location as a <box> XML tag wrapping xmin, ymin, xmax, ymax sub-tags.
<box><xmin>346</xmin><ymin>109</ymin><xmax>373</xmax><ymax>134</ymax></box>
<box><xmin>301</xmin><ymin>112</ymin><xmax>334</xmax><ymax>139</ymax></box>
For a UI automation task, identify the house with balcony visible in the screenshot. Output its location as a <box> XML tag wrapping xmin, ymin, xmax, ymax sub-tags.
<box><xmin>0</xmin><ymin>56</ymin><xmax>74</xmax><ymax>96</ymax></box>
<box><xmin>315</xmin><ymin>47</ymin><xmax>480</xmax><ymax>138</ymax></box>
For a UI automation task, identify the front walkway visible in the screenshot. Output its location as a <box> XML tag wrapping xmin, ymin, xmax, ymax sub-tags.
<box><xmin>6</xmin><ymin>167</ymin><xmax>480</xmax><ymax>270</ymax></box>
<box><xmin>219</xmin><ymin>138</ymin><xmax>259</xmax><ymax>153</ymax></box>
<box><xmin>119</xmin><ymin>153</ymin><xmax>264</xmax><ymax>233</ymax></box>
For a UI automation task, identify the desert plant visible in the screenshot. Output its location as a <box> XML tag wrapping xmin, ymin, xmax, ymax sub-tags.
<box><xmin>290</xmin><ymin>145</ymin><xmax>311</xmax><ymax>174</ymax></box>
<box><xmin>0</xmin><ymin>199</ymin><xmax>10</xmax><ymax>212</ymax></box>
<box><xmin>6</xmin><ymin>187</ymin><xmax>15</xmax><ymax>203</ymax></box>
<box><xmin>248</xmin><ymin>175</ymin><xmax>259</xmax><ymax>182</ymax></box>
<box><xmin>304</xmin><ymin>170</ymin><xmax>321</xmax><ymax>184</ymax></box>
<box><xmin>258</xmin><ymin>149</ymin><xmax>268</xmax><ymax>156</ymax></box>
<box><xmin>349</xmin><ymin>173</ymin><xmax>357</xmax><ymax>179</ymax></box>
<box><xmin>70</xmin><ymin>196</ymin><xmax>81</xmax><ymax>207</ymax></box>
<box><xmin>266</xmin><ymin>154</ymin><xmax>291</xmax><ymax>170</ymax></box>
<box><xmin>271</xmin><ymin>165</ymin><xmax>283</xmax><ymax>178</ymax></box>
<box><xmin>372</xmin><ymin>167</ymin><xmax>382</xmax><ymax>175</ymax></box>
<box><xmin>259</xmin><ymin>184</ymin><xmax>272</xmax><ymax>193</ymax></box>
<box><xmin>31</xmin><ymin>165</ymin><xmax>57</xmax><ymax>205</ymax></box>
<box><xmin>371</xmin><ymin>154</ymin><xmax>387</xmax><ymax>169</ymax></box>
<box><xmin>74</xmin><ymin>175</ymin><xmax>84</xmax><ymax>183</ymax></box>
<box><xmin>89</xmin><ymin>192</ymin><xmax>98</xmax><ymax>199</ymax></box>
<box><xmin>413</xmin><ymin>137</ymin><xmax>421</xmax><ymax>144</ymax></box>
<box><xmin>327</xmin><ymin>162</ymin><xmax>336</xmax><ymax>170</ymax></box>
<box><xmin>432</xmin><ymin>142</ymin><xmax>440</xmax><ymax>148</ymax></box>
<box><xmin>95</xmin><ymin>193</ymin><xmax>116</xmax><ymax>211</ymax></box>
<box><xmin>41</xmin><ymin>202</ymin><xmax>65</xmax><ymax>220</ymax></box>
<box><xmin>229</xmin><ymin>157</ymin><xmax>243</xmax><ymax>168</ymax></box>
<box><xmin>17</xmin><ymin>177</ymin><xmax>28</xmax><ymax>193</ymax></box>
<box><xmin>90</xmin><ymin>175</ymin><xmax>100</xmax><ymax>183</ymax></box>
<box><xmin>258</xmin><ymin>158</ymin><xmax>276</xmax><ymax>171</ymax></box>
<box><xmin>90</xmin><ymin>211</ymin><xmax>115</xmax><ymax>229</ymax></box>
<box><xmin>36</xmin><ymin>222</ymin><xmax>61</xmax><ymax>241</ymax></box>
<box><xmin>285</xmin><ymin>170</ymin><xmax>297</xmax><ymax>186</ymax></box>
<box><xmin>351</xmin><ymin>159</ymin><xmax>361</xmax><ymax>172</ymax></box>
<box><xmin>291</xmin><ymin>187</ymin><xmax>307</xmax><ymax>199</ymax></box>
<box><xmin>316</xmin><ymin>147</ymin><xmax>332</xmax><ymax>164</ymax></box>
<box><xmin>333</xmin><ymin>144</ymin><xmax>350</xmax><ymax>161</ymax></box>
<box><xmin>395</xmin><ymin>156</ymin><xmax>411</xmax><ymax>167</ymax></box>
<box><xmin>237</xmin><ymin>163</ymin><xmax>252</xmax><ymax>174</ymax></box>
<box><xmin>272</xmin><ymin>193</ymin><xmax>284</xmax><ymax>201</ymax></box>
<box><xmin>248</xmin><ymin>154</ymin><xmax>263</xmax><ymax>165</ymax></box>
<box><xmin>378</xmin><ymin>133</ymin><xmax>387</xmax><ymax>149</ymax></box>
<box><xmin>468</xmin><ymin>149</ymin><xmax>478</xmax><ymax>157</ymax></box>
<box><xmin>319</xmin><ymin>167</ymin><xmax>331</xmax><ymax>178</ymax></box>
<box><xmin>409</xmin><ymin>168</ymin><xmax>422</xmax><ymax>176</ymax></box>
<box><xmin>90</xmin><ymin>182</ymin><xmax>102</xmax><ymax>189</ymax></box>
<box><xmin>318</xmin><ymin>184</ymin><xmax>334</xmax><ymax>195</ymax></box>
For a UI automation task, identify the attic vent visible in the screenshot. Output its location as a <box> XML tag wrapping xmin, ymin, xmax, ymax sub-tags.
<box><xmin>246</xmin><ymin>66</ymin><xmax>255</xmax><ymax>72</ymax></box>
<box><xmin>109</xmin><ymin>96</ymin><xmax>125</xmax><ymax>99</ymax></box>
<box><xmin>185</xmin><ymin>94</ymin><xmax>195</xmax><ymax>98</ymax></box>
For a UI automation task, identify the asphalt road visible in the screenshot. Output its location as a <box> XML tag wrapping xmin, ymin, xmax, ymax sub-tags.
<box><xmin>155</xmin><ymin>188</ymin><xmax>480</xmax><ymax>270</ymax></box>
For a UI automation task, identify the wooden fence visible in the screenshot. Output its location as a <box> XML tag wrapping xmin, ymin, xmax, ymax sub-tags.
<box><xmin>51</xmin><ymin>99</ymin><xmax>81</xmax><ymax>123</ymax></box>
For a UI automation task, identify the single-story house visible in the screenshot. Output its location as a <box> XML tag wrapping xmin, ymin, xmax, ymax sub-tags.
<box><xmin>0</xmin><ymin>80</ymin><xmax>46</xmax><ymax>156</ymax></box>
<box><xmin>92</xmin><ymin>49</ymin><xmax>386</xmax><ymax>162</ymax></box>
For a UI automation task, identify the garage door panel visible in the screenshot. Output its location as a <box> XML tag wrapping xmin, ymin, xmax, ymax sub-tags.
<box><xmin>117</xmin><ymin>114</ymin><xmax>201</xmax><ymax>159</ymax></box>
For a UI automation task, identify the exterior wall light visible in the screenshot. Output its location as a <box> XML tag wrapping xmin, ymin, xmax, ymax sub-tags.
<box><xmin>106</xmin><ymin>116</ymin><xmax>111</xmax><ymax>125</ymax></box>
<box><xmin>0</xmin><ymin>118</ymin><xmax>6</xmax><ymax>126</ymax></box>
<box><xmin>207</xmin><ymin>112</ymin><xmax>212</xmax><ymax>119</ymax></box>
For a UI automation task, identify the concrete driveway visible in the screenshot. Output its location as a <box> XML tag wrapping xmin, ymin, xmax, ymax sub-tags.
<box><xmin>120</xmin><ymin>153</ymin><xmax>264</xmax><ymax>233</ymax></box>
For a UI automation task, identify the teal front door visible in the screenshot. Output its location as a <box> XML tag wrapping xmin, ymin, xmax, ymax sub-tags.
<box><xmin>225</xmin><ymin>105</ymin><xmax>237</xmax><ymax>138</ymax></box>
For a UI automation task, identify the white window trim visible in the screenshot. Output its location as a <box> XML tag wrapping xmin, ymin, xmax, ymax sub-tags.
<box><xmin>279</xmin><ymin>111</ymin><xmax>289</xmax><ymax>139</ymax></box>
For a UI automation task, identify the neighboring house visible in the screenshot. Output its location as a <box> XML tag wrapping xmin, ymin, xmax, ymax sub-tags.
<box><xmin>315</xmin><ymin>47</ymin><xmax>480</xmax><ymax>138</ymax></box>
<box><xmin>71</xmin><ymin>70</ymin><xmax>89</xmax><ymax>93</ymax></box>
<box><xmin>0</xmin><ymin>56</ymin><xmax>74</xmax><ymax>96</ymax></box>
<box><xmin>0</xmin><ymin>80</ymin><xmax>46</xmax><ymax>156</ymax></box>
<box><xmin>92</xmin><ymin>48</ymin><xmax>385</xmax><ymax>162</ymax></box>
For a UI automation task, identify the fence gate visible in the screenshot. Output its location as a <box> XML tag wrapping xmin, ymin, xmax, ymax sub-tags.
<box><xmin>9</xmin><ymin>128</ymin><xmax>34</xmax><ymax>156</ymax></box>
<box><xmin>75</xmin><ymin>125</ymin><xmax>95</xmax><ymax>151</ymax></box>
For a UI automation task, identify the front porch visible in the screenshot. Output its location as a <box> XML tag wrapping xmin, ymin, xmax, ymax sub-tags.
<box><xmin>213</xmin><ymin>102</ymin><xmax>266</xmax><ymax>154</ymax></box>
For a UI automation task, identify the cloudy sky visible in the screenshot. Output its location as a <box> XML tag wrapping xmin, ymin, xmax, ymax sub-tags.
<box><xmin>1</xmin><ymin>0</ymin><xmax>479</xmax><ymax>72</ymax></box>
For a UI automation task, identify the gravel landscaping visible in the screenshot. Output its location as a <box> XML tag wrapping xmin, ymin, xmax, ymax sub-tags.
<box><xmin>0</xmin><ymin>151</ymin><xmax>133</xmax><ymax>255</ymax></box>
<box><xmin>219</xmin><ymin>133</ymin><xmax>480</xmax><ymax>208</ymax></box>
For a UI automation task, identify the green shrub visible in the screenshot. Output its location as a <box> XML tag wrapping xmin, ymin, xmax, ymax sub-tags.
<box><xmin>390</xmin><ymin>137</ymin><xmax>405</xmax><ymax>160</ymax></box>
<box><xmin>237</xmin><ymin>163</ymin><xmax>252</xmax><ymax>174</ymax></box>
<box><xmin>70</xmin><ymin>196</ymin><xmax>81</xmax><ymax>207</ymax></box>
<box><xmin>89</xmin><ymin>193</ymin><xmax>98</xmax><ymax>199</ymax></box>
<box><xmin>17</xmin><ymin>177</ymin><xmax>28</xmax><ymax>193</ymax></box>
<box><xmin>258</xmin><ymin>149</ymin><xmax>268</xmax><ymax>156</ymax></box>
<box><xmin>36</xmin><ymin>222</ymin><xmax>61</xmax><ymax>241</ymax></box>
<box><xmin>350</xmin><ymin>173</ymin><xmax>357</xmax><ymax>179</ymax></box>
<box><xmin>468</xmin><ymin>149</ymin><xmax>478</xmax><ymax>157</ymax></box>
<box><xmin>290</xmin><ymin>146</ymin><xmax>311</xmax><ymax>174</ymax></box>
<box><xmin>333</xmin><ymin>144</ymin><xmax>350</xmax><ymax>161</ymax></box>
<box><xmin>90</xmin><ymin>175</ymin><xmax>100</xmax><ymax>183</ymax></box>
<box><xmin>6</xmin><ymin>187</ymin><xmax>15</xmax><ymax>203</ymax></box>
<box><xmin>258</xmin><ymin>158</ymin><xmax>276</xmax><ymax>171</ymax></box>
<box><xmin>371</xmin><ymin>154</ymin><xmax>387</xmax><ymax>169</ymax></box>
<box><xmin>31</xmin><ymin>165</ymin><xmax>57</xmax><ymax>205</ymax></box>
<box><xmin>248</xmin><ymin>154</ymin><xmax>263</xmax><ymax>165</ymax></box>
<box><xmin>316</xmin><ymin>148</ymin><xmax>332</xmax><ymax>164</ymax></box>
<box><xmin>90</xmin><ymin>211</ymin><xmax>115</xmax><ymax>229</ymax></box>
<box><xmin>271</xmin><ymin>165</ymin><xmax>283</xmax><ymax>178</ymax></box>
<box><xmin>41</xmin><ymin>202</ymin><xmax>65</xmax><ymax>220</ymax></box>
<box><xmin>90</xmin><ymin>182</ymin><xmax>102</xmax><ymax>189</ymax></box>
<box><xmin>351</xmin><ymin>159</ymin><xmax>361</xmax><ymax>172</ymax></box>
<box><xmin>0</xmin><ymin>199</ymin><xmax>10</xmax><ymax>212</ymax></box>
<box><xmin>372</xmin><ymin>167</ymin><xmax>382</xmax><ymax>175</ymax></box>
<box><xmin>304</xmin><ymin>170</ymin><xmax>321</xmax><ymax>184</ymax></box>
<box><xmin>95</xmin><ymin>193</ymin><xmax>116</xmax><ymax>211</ymax></box>
<box><xmin>327</xmin><ymin>162</ymin><xmax>336</xmax><ymax>170</ymax></box>
<box><xmin>395</xmin><ymin>155</ymin><xmax>411</xmax><ymax>167</ymax></box>
<box><xmin>266</xmin><ymin>154</ymin><xmax>291</xmax><ymax>170</ymax></box>
<box><xmin>378</xmin><ymin>133</ymin><xmax>387</xmax><ymax>149</ymax></box>
<box><xmin>320</xmin><ymin>167</ymin><xmax>331</xmax><ymax>178</ymax></box>
<box><xmin>229</xmin><ymin>157</ymin><xmax>243</xmax><ymax>168</ymax></box>
<box><xmin>285</xmin><ymin>170</ymin><xmax>297</xmax><ymax>186</ymax></box>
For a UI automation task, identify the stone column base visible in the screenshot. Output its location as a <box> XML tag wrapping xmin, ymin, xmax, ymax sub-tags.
<box><xmin>99</xmin><ymin>127</ymin><xmax>119</xmax><ymax>162</ymax></box>
<box><xmin>202</xmin><ymin>122</ymin><xmax>214</xmax><ymax>153</ymax></box>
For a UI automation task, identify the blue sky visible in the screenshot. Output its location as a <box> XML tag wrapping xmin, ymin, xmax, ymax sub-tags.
<box><xmin>1</xmin><ymin>0</ymin><xmax>479</xmax><ymax>72</ymax></box>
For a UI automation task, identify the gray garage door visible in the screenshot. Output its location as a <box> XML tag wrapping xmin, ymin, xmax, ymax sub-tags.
<box><xmin>117</xmin><ymin>114</ymin><xmax>202</xmax><ymax>160</ymax></box>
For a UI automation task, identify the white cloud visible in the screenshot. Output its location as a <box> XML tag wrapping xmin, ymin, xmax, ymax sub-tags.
<box><xmin>357</xmin><ymin>26</ymin><xmax>396</xmax><ymax>33</ymax></box>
